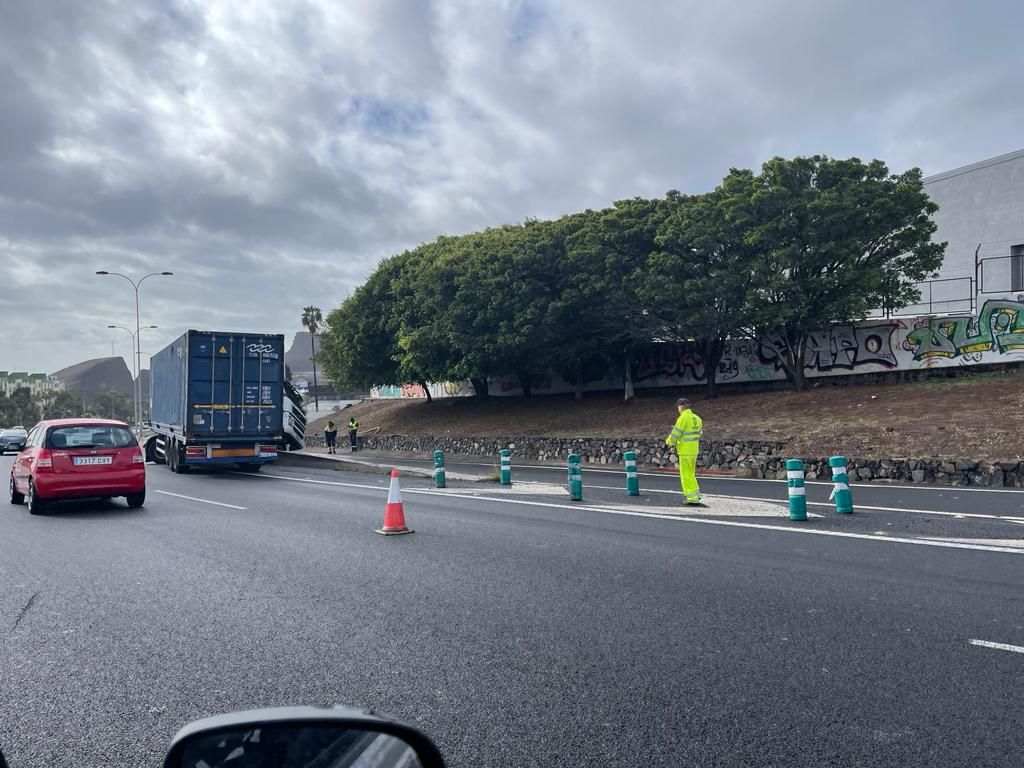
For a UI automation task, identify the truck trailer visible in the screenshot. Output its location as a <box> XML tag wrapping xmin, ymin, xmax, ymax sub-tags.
<box><xmin>147</xmin><ymin>330</ymin><xmax>285</xmax><ymax>472</ymax></box>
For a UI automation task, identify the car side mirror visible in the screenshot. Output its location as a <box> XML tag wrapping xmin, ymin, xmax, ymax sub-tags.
<box><xmin>162</xmin><ymin>706</ymin><xmax>446</xmax><ymax>768</ymax></box>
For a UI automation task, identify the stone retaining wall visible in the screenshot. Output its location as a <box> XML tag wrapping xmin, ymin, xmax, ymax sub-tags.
<box><xmin>304</xmin><ymin>433</ymin><xmax>1023</xmax><ymax>487</ymax></box>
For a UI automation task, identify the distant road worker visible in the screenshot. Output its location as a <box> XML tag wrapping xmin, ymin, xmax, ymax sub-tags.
<box><xmin>666</xmin><ymin>397</ymin><xmax>703</xmax><ymax>504</ymax></box>
<box><xmin>348</xmin><ymin>417</ymin><xmax>359</xmax><ymax>452</ymax></box>
<box><xmin>324</xmin><ymin>421</ymin><xmax>338</xmax><ymax>455</ymax></box>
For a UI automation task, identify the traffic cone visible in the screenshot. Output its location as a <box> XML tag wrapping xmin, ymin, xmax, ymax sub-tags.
<box><xmin>375</xmin><ymin>469</ymin><xmax>414</xmax><ymax>536</ymax></box>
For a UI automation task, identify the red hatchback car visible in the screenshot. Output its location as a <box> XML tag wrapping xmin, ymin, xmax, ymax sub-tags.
<box><xmin>9</xmin><ymin>419</ymin><xmax>146</xmax><ymax>514</ymax></box>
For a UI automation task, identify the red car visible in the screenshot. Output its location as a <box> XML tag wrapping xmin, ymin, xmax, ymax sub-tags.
<box><xmin>9</xmin><ymin>419</ymin><xmax>146</xmax><ymax>514</ymax></box>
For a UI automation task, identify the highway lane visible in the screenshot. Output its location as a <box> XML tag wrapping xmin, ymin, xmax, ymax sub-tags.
<box><xmin>1</xmin><ymin>455</ymin><xmax>1022</xmax><ymax>767</ymax></box>
<box><xmin>323</xmin><ymin>450</ymin><xmax>1024</xmax><ymax>519</ymax></box>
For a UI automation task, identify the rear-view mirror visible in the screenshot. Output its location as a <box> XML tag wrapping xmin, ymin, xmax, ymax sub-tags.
<box><xmin>163</xmin><ymin>706</ymin><xmax>445</xmax><ymax>768</ymax></box>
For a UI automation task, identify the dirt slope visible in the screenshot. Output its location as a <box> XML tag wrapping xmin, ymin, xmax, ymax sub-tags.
<box><xmin>311</xmin><ymin>369</ymin><xmax>1024</xmax><ymax>461</ymax></box>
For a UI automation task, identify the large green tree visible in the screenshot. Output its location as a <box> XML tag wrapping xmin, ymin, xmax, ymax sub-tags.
<box><xmin>319</xmin><ymin>257</ymin><xmax>404</xmax><ymax>394</ymax></box>
<box><xmin>645</xmin><ymin>181</ymin><xmax>755</xmax><ymax>397</ymax></box>
<box><xmin>731</xmin><ymin>155</ymin><xmax>945</xmax><ymax>390</ymax></box>
<box><xmin>561</xmin><ymin>199</ymin><xmax>667</xmax><ymax>400</ymax></box>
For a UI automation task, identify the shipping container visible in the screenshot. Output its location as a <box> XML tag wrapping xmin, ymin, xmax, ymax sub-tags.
<box><xmin>147</xmin><ymin>330</ymin><xmax>285</xmax><ymax>472</ymax></box>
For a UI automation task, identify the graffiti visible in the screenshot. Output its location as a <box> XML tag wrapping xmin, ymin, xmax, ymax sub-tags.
<box><xmin>371</xmin><ymin>300</ymin><xmax>1024</xmax><ymax>398</ymax></box>
<box><xmin>904</xmin><ymin>299</ymin><xmax>1024</xmax><ymax>361</ymax></box>
<box><xmin>633</xmin><ymin>343</ymin><xmax>706</xmax><ymax>383</ymax></box>
<box><xmin>400</xmin><ymin>383</ymin><xmax>426</xmax><ymax>398</ymax></box>
<box><xmin>371</xmin><ymin>384</ymin><xmax>427</xmax><ymax>399</ymax></box>
<box><xmin>755</xmin><ymin>323</ymin><xmax>901</xmax><ymax>372</ymax></box>
<box><xmin>744</xmin><ymin>364</ymin><xmax>774</xmax><ymax>381</ymax></box>
<box><xmin>440</xmin><ymin>380</ymin><xmax>474</xmax><ymax>397</ymax></box>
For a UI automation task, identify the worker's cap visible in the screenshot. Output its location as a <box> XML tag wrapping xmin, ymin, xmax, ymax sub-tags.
<box><xmin>676</xmin><ymin>397</ymin><xmax>690</xmax><ymax>407</ymax></box>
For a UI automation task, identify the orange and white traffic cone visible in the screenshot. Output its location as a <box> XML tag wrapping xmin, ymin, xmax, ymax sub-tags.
<box><xmin>375</xmin><ymin>469</ymin><xmax>414</xmax><ymax>536</ymax></box>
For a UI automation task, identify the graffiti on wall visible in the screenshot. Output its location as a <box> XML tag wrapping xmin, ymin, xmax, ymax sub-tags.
<box><xmin>903</xmin><ymin>299</ymin><xmax>1024</xmax><ymax>362</ymax></box>
<box><xmin>371</xmin><ymin>299</ymin><xmax>1024</xmax><ymax>398</ymax></box>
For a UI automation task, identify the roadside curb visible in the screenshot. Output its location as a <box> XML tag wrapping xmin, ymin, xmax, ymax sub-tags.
<box><xmin>277</xmin><ymin>450</ymin><xmax>484</xmax><ymax>482</ymax></box>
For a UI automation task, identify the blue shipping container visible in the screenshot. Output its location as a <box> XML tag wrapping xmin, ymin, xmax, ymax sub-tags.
<box><xmin>150</xmin><ymin>330</ymin><xmax>285</xmax><ymax>441</ymax></box>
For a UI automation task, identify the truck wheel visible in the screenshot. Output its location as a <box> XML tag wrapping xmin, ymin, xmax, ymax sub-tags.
<box><xmin>146</xmin><ymin>437</ymin><xmax>164</xmax><ymax>465</ymax></box>
<box><xmin>168</xmin><ymin>438</ymin><xmax>188</xmax><ymax>474</ymax></box>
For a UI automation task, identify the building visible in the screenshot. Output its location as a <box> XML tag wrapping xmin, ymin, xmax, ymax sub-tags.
<box><xmin>908</xmin><ymin>148</ymin><xmax>1024</xmax><ymax>316</ymax></box>
<box><xmin>0</xmin><ymin>371</ymin><xmax>64</xmax><ymax>398</ymax></box>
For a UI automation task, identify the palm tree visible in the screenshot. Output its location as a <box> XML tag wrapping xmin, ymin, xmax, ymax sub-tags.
<box><xmin>301</xmin><ymin>306</ymin><xmax>323</xmax><ymax>411</ymax></box>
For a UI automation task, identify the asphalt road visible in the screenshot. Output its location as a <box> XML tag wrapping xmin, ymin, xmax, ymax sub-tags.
<box><xmin>1</xmin><ymin>453</ymin><xmax>1023</xmax><ymax>767</ymax></box>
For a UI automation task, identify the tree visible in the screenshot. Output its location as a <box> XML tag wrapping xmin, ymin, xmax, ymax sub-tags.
<box><xmin>0</xmin><ymin>387</ymin><xmax>42</xmax><ymax>427</ymax></box>
<box><xmin>319</xmin><ymin>258</ymin><xmax>403</xmax><ymax>394</ymax></box>
<box><xmin>42</xmin><ymin>388</ymin><xmax>84</xmax><ymax>419</ymax></box>
<box><xmin>562</xmin><ymin>198</ymin><xmax>669</xmax><ymax>400</ymax></box>
<box><xmin>301</xmin><ymin>305</ymin><xmax>323</xmax><ymax>410</ymax></box>
<box><xmin>90</xmin><ymin>390</ymin><xmax>134</xmax><ymax>422</ymax></box>
<box><xmin>729</xmin><ymin>156</ymin><xmax>945</xmax><ymax>390</ymax></box>
<box><xmin>645</xmin><ymin>181</ymin><xmax>755</xmax><ymax>397</ymax></box>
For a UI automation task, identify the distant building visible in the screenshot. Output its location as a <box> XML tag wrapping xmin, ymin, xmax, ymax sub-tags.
<box><xmin>902</xmin><ymin>148</ymin><xmax>1024</xmax><ymax>316</ymax></box>
<box><xmin>0</xmin><ymin>371</ymin><xmax>64</xmax><ymax>398</ymax></box>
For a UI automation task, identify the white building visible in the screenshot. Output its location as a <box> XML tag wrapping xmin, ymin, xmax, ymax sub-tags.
<box><xmin>0</xmin><ymin>372</ymin><xmax>64</xmax><ymax>398</ymax></box>
<box><xmin>910</xmin><ymin>148</ymin><xmax>1024</xmax><ymax>316</ymax></box>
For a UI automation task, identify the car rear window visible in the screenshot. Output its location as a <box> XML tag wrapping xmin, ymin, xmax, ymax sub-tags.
<box><xmin>46</xmin><ymin>425</ymin><xmax>137</xmax><ymax>449</ymax></box>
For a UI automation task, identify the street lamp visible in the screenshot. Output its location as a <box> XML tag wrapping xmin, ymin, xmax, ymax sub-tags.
<box><xmin>96</xmin><ymin>270</ymin><xmax>174</xmax><ymax>428</ymax></box>
<box><xmin>107</xmin><ymin>324</ymin><xmax>157</xmax><ymax>426</ymax></box>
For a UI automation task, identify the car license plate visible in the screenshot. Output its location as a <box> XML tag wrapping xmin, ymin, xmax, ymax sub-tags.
<box><xmin>73</xmin><ymin>456</ymin><xmax>113</xmax><ymax>466</ymax></box>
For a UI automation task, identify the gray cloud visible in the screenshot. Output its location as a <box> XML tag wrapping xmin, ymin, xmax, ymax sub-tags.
<box><xmin>2</xmin><ymin>0</ymin><xmax>1022</xmax><ymax>373</ymax></box>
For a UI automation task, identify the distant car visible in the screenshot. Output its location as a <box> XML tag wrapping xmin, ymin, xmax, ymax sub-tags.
<box><xmin>0</xmin><ymin>427</ymin><xmax>28</xmax><ymax>453</ymax></box>
<box><xmin>9</xmin><ymin>419</ymin><xmax>146</xmax><ymax>514</ymax></box>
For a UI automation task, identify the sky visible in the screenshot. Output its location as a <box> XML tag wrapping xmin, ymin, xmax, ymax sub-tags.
<box><xmin>2</xmin><ymin>0</ymin><xmax>1023</xmax><ymax>375</ymax></box>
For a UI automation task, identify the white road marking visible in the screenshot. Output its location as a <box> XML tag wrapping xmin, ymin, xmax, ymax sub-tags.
<box><xmin>154</xmin><ymin>490</ymin><xmax>247</xmax><ymax>510</ymax></box>
<box><xmin>561</xmin><ymin>483</ymin><xmax>1024</xmax><ymax>523</ymax></box>
<box><xmin>969</xmin><ymin>639</ymin><xmax>1024</xmax><ymax>654</ymax></box>
<box><xmin>924</xmin><ymin>538</ymin><xmax>1024</xmax><ymax>548</ymax></box>
<box><xmin>253</xmin><ymin>472</ymin><xmax>1024</xmax><ymax>554</ymax></box>
<box><xmin>419</xmin><ymin>460</ymin><xmax>1024</xmax><ymax>494</ymax></box>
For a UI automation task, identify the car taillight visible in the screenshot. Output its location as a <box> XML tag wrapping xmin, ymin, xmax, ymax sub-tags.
<box><xmin>36</xmin><ymin>449</ymin><xmax>53</xmax><ymax>470</ymax></box>
<box><xmin>132</xmin><ymin>449</ymin><xmax>145</xmax><ymax>464</ymax></box>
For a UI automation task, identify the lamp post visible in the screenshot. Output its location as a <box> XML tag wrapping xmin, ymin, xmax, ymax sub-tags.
<box><xmin>96</xmin><ymin>270</ymin><xmax>173</xmax><ymax>429</ymax></box>
<box><xmin>107</xmin><ymin>324</ymin><xmax>157</xmax><ymax>426</ymax></box>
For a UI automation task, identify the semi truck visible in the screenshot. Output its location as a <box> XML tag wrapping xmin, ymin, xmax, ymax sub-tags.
<box><xmin>146</xmin><ymin>330</ymin><xmax>289</xmax><ymax>472</ymax></box>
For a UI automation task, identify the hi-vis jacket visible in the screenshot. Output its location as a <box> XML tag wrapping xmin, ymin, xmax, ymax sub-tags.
<box><xmin>666</xmin><ymin>408</ymin><xmax>703</xmax><ymax>456</ymax></box>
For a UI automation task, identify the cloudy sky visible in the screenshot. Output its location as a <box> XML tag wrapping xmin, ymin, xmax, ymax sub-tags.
<box><xmin>2</xmin><ymin>0</ymin><xmax>1022</xmax><ymax>374</ymax></box>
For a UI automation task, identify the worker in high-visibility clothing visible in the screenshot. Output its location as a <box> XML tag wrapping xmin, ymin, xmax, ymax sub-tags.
<box><xmin>665</xmin><ymin>397</ymin><xmax>703</xmax><ymax>504</ymax></box>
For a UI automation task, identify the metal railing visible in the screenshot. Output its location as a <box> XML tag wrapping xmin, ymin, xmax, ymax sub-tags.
<box><xmin>979</xmin><ymin>253</ymin><xmax>1024</xmax><ymax>294</ymax></box>
<box><xmin>868</xmin><ymin>276</ymin><xmax>975</xmax><ymax>319</ymax></box>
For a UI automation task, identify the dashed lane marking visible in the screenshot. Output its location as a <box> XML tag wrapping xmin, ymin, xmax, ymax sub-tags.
<box><xmin>969</xmin><ymin>639</ymin><xmax>1024</xmax><ymax>654</ymax></box>
<box><xmin>154</xmin><ymin>490</ymin><xmax>247</xmax><ymax>510</ymax></box>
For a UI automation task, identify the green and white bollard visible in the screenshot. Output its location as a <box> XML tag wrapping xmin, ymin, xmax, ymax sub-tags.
<box><xmin>433</xmin><ymin>450</ymin><xmax>446</xmax><ymax>489</ymax></box>
<box><xmin>624</xmin><ymin>451</ymin><xmax>639</xmax><ymax>496</ymax></box>
<box><xmin>786</xmin><ymin>458</ymin><xmax>807</xmax><ymax>521</ymax></box>
<box><xmin>499</xmin><ymin>449</ymin><xmax>511</xmax><ymax>486</ymax></box>
<box><xmin>829</xmin><ymin>455</ymin><xmax>853</xmax><ymax>514</ymax></box>
<box><xmin>568</xmin><ymin>453</ymin><xmax>583</xmax><ymax>501</ymax></box>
